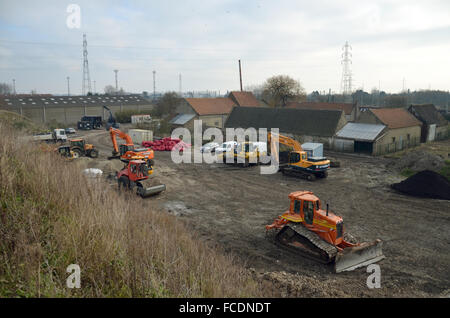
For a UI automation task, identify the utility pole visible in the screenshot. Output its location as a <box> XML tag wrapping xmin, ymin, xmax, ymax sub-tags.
<box><xmin>179</xmin><ymin>73</ymin><xmax>182</xmax><ymax>96</ymax></box>
<box><xmin>238</xmin><ymin>59</ymin><xmax>243</xmax><ymax>91</ymax></box>
<box><xmin>12</xmin><ymin>79</ymin><xmax>16</xmax><ymax>95</ymax></box>
<box><xmin>82</xmin><ymin>34</ymin><xmax>92</xmax><ymax>95</ymax></box>
<box><xmin>114</xmin><ymin>70</ymin><xmax>119</xmax><ymax>94</ymax></box>
<box><xmin>93</xmin><ymin>80</ymin><xmax>96</xmax><ymax>94</ymax></box>
<box><xmin>67</xmin><ymin>76</ymin><xmax>70</xmax><ymax>96</ymax></box>
<box><xmin>152</xmin><ymin>70</ymin><xmax>156</xmax><ymax>100</ymax></box>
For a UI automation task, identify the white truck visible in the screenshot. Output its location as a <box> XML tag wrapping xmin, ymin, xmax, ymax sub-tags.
<box><xmin>33</xmin><ymin>129</ymin><xmax>67</xmax><ymax>143</ymax></box>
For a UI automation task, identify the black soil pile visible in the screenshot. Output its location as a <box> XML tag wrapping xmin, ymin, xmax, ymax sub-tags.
<box><xmin>391</xmin><ymin>170</ymin><xmax>450</xmax><ymax>200</ymax></box>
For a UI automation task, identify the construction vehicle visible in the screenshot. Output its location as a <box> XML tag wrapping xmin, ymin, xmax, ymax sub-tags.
<box><xmin>57</xmin><ymin>145</ymin><xmax>76</xmax><ymax>160</ymax></box>
<box><xmin>103</xmin><ymin>106</ymin><xmax>120</xmax><ymax>130</ymax></box>
<box><xmin>268</xmin><ymin>132</ymin><xmax>330</xmax><ymax>181</ymax></box>
<box><xmin>77</xmin><ymin>116</ymin><xmax>103</xmax><ymax>130</ymax></box>
<box><xmin>219</xmin><ymin>141</ymin><xmax>267</xmax><ymax>166</ymax></box>
<box><xmin>266</xmin><ymin>191</ymin><xmax>384</xmax><ymax>273</ymax></box>
<box><xmin>117</xmin><ymin>159</ymin><xmax>166</xmax><ymax>197</ymax></box>
<box><xmin>108</xmin><ymin>127</ymin><xmax>154</xmax><ymax>167</ymax></box>
<box><xmin>69</xmin><ymin>138</ymin><xmax>99</xmax><ymax>158</ymax></box>
<box><xmin>33</xmin><ymin>129</ymin><xmax>67</xmax><ymax>143</ymax></box>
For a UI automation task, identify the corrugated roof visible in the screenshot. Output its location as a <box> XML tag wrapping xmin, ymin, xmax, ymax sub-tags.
<box><xmin>287</xmin><ymin>101</ymin><xmax>355</xmax><ymax>115</ymax></box>
<box><xmin>0</xmin><ymin>95</ymin><xmax>150</xmax><ymax>108</ymax></box>
<box><xmin>169</xmin><ymin>113</ymin><xmax>196</xmax><ymax>125</ymax></box>
<box><xmin>225</xmin><ymin>107</ymin><xmax>344</xmax><ymax>137</ymax></box>
<box><xmin>370</xmin><ymin>108</ymin><xmax>422</xmax><ymax>129</ymax></box>
<box><xmin>336</xmin><ymin>122</ymin><xmax>386</xmax><ymax>142</ymax></box>
<box><xmin>228</xmin><ymin>91</ymin><xmax>261</xmax><ymax>107</ymax></box>
<box><xmin>185</xmin><ymin>97</ymin><xmax>236</xmax><ymax>115</ymax></box>
<box><xmin>408</xmin><ymin>104</ymin><xmax>448</xmax><ymax>127</ymax></box>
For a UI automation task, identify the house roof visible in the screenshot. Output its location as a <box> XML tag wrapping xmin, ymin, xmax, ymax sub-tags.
<box><xmin>169</xmin><ymin>113</ymin><xmax>196</xmax><ymax>125</ymax></box>
<box><xmin>228</xmin><ymin>91</ymin><xmax>261</xmax><ymax>107</ymax></box>
<box><xmin>408</xmin><ymin>104</ymin><xmax>448</xmax><ymax>127</ymax></box>
<box><xmin>185</xmin><ymin>97</ymin><xmax>236</xmax><ymax>115</ymax></box>
<box><xmin>286</xmin><ymin>101</ymin><xmax>355</xmax><ymax>115</ymax></box>
<box><xmin>370</xmin><ymin>108</ymin><xmax>422</xmax><ymax>129</ymax></box>
<box><xmin>0</xmin><ymin>95</ymin><xmax>150</xmax><ymax>108</ymax></box>
<box><xmin>225</xmin><ymin>107</ymin><xmax>344</xmax><ymax>137</ymax></box>
<box><xmin>336</xmin><ymin>123</ymin><xmax>386</xmax><ymax>142</ymax></box>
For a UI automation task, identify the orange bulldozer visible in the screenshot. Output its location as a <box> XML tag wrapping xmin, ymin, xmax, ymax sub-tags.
<box><xmin>266</xmin><ymin>191</ymin><xmax>384</xmax><ymax>273</ymax></box>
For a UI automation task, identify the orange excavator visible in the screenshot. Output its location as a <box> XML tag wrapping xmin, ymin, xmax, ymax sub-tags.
<box><xmin>266</xmin><ymin>191</ymin><xmax>384</xmax><ymax>272</ymax></box>
<box><xmin>108</xmin><ymin>127</ymin><xmax>155</xmax><ymax>168</ymax></box>
<box><xmin>268</xmin><ymin>132</ymin><xmax>330</xmax><ymax>181</ymax></box>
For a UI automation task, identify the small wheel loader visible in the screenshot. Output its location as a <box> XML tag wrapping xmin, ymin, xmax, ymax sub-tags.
<box><xmin>266</xmin><ymin>191</ymin><xmax>384</xmax><ymax>273</ymax></box>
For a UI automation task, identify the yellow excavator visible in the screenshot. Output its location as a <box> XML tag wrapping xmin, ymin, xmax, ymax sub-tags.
<box><xmin>268</xmin><ymin>132</ymin><xmax>330</xmax><ymax>181</ymax></box>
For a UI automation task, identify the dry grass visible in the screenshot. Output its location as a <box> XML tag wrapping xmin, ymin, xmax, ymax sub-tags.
<box><xmin>0</xmin><ymin>123</ymin><xmax>262</xmax><ymax>297</ymax></box>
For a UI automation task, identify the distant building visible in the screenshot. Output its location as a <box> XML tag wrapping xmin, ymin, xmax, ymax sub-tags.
<box><xmin>286</xmin><ymin>101</ymin><xmax>357</xmax><ymax>122</ymax></box>
<box><xmin>408</xmin><ymin>104</ymin><xmax>449</xmax><ymax>142</ymax></box>
<box><xmin>225</xmin><ymin>106</ymin><xmax>347</xmax><ymax>148</ymax></box>
<box><xmin>0</xmin><ymin>95</ymin><xmax>154</xmax><ymax>125</ymax></box>
<box><xmin>357</xmin><ymin>108</ymin><xmax>422</xmax><ymax>154</ymax></box>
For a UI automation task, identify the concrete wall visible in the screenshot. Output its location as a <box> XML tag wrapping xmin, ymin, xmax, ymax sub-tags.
<box><xmin>4</xmin><ymin>104</ymin><xmax>155</xmax><ymax>125</ymax></box>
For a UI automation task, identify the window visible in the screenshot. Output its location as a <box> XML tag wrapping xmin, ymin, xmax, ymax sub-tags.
<box><xmin>407</xmin><ymin>134</ymin><xmax>410</xmax><ymax>140</ymax></box>
<box><xmin>215</xmin><ymin>121</ymin><xmax>219</xmax><ymax>126</ymax></box>
<box><xmin>294</xmin><ymin>200</ymin><xmax>301</xmax><ymax>213</ymax></box>
<box><xmin>303</xmin><ymin>201</ymin><xmax>314</xmax><ymax>225</ymax></box>
<box><xmin>392</xmin><ymin>137</ymin><xmax>396</xmax><ymax>143</ymax></box>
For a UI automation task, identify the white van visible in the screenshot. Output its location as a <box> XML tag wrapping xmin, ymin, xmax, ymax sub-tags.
<box><xmin>215</xmin><ymin>141</ymin><xmax>237</xmax><ymax>155</ymax></box>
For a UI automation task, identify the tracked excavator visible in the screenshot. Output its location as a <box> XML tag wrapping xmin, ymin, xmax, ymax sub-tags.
<box><xmin>268</xmin><ymin>132</ymin><xmax>330</xmax><ymax>181</ymax></box>
<box><xmin>266</xmin><ymin>191</ymin><xmax>384</xmax><ymax>273</ymax></box>
<box><xmin>108</xmin><ymin>127</ymin><xmax>155</xmax><ymax>167</ymax></box>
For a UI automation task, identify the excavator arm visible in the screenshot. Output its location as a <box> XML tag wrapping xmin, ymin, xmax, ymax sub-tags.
<box><xmin>109</xmin><ymin>127</ymin><xmax>133</xmax><ymax>156</ymax></box>
<box><xmin>268</xmin><ymin>132</ymin><xmax>303</xmax><ymax>163</ymax></box>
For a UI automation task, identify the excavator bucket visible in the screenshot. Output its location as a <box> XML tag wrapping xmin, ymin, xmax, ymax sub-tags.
<box><xmin>335</xmin><ymin>239</ymin><xmax>385</xmax><ymax>273</ymax></box>
<box><xmin>137</xmin><ymin>184</ymin><xmax>166</xmax><ymax>197</ymax></box>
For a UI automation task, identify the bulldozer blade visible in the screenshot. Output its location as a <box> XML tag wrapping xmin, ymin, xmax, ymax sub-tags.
<box><xmin>335</xmin><ymin>239</ymin><xmax>385</xmax><ymax>273</ymax></box>
<box><xmin>138</xmin><ymin>184</ymin><xmax>166</xmax><ymax>197</ymax></box>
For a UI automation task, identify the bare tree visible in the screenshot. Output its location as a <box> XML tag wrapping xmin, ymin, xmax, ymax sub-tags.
<box><xmin>104</xmin><ymin>85</ymin><xmax>115</xmax><ymax>95</ymax></box>
<box><xmin>0</xmin><ymin>83</ymin><xmax>12</xmax><ymax>95</ymax></box>
<box><xmin>262</xmin><ymin>75</ymin><xmax>306</xmax><ymax>107</ymax></box>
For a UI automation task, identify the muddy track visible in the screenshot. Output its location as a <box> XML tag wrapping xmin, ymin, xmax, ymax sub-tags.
<box><xmin>85</xmin><ymin>130</ymin><xmax>450</xmax><ymax>297</ymax></box>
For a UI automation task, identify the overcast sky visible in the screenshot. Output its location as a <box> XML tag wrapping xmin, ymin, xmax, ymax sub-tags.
<box><xmin>0</xmin><ymin>0</ymin><xmax>449</xmax><ymax>95</ymax></box>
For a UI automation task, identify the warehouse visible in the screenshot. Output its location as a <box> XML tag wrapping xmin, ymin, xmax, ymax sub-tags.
<box><xmin>0</xmin><ymin>95</ymin><xmax>154</xmax><ymax>125</ymax></box>
<box><xmin>224</xmin><ymin>106</ymin><xmax>347</xmax><ymax>148</ymax></box>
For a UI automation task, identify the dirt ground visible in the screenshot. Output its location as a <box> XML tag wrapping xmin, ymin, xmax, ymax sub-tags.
<box><xmin>77</xmin><ymin>129</ymin><xmax>450</xmax><ymax>298</ymax></box>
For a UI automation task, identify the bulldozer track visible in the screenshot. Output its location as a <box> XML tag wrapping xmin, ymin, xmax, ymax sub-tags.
<box><xmin>288</xmin><ymin>223</ymin><xmax>338</xmax><ymax>260</ymax></box>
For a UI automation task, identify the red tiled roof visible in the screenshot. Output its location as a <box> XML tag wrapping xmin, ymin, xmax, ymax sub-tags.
<box><xmin>185</xmin><ymin>98</ymin><xmax>236</xmax><ymax>115</ymax></box>
<box><xmin>370</xmin><ymin>108</ymin><xmax>422</xmax><ymax>129</ymax></box>
<box><xmin>286</xmin><ymin>101</ymin><xmax>355</xmax><ymax>115</ymax></box>
<box><xmin>228</xmin><ymin>91</ymin><xmax>261</xmax><ymax>107</ymax></box>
